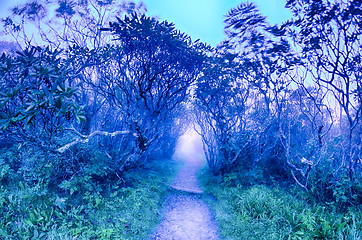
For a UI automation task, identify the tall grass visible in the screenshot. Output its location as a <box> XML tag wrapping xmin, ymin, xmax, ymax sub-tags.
<box><xmin>198</xmin><ymin>167</ymin><xmax>362</xmax><ymax>240</ymax></box>
<box><xmin>0</xmin><ymin>156</ymin><xmax>179</xmax><ymax>239</ymax></box>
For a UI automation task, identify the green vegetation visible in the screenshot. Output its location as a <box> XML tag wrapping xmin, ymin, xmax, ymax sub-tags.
<box><xmin>0</xmin><ymin>145</ymin><xmax>179</xmax><ymax>239</ymax></box>
<box><xmin>0</xmin><ymin>0</ymin><xmax>361</xmax><ymax>239</ymax></box>
<box><xmin>194</xmin><ymin>0</ymin><xmax>362</xmax><ymax>211</ymax></box>
<box><xmin>199</xmin><ymin>167</ymin><xmax>362</xmax><ymax>240</ymax></box>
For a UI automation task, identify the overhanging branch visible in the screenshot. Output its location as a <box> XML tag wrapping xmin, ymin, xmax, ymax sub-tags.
<box><xmin>57</xmin><ymin>128</ymin><xmax>137</xmax><ymax>153</ymax></box>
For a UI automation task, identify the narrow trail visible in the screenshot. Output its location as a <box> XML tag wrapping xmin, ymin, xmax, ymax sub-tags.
<box><xmin>150</xmin><ymin>129</ymin><xmax>220</xmax><ymax>240</ymax></box>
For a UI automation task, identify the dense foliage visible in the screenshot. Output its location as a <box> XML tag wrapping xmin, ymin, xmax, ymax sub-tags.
<box><xmin>0</xmin><ymin>46</ymin><xmax>83</xmax><ymax>144</ymax></box>
<box><xmin>195</xmin><ymin>0</ymin><xmax>362</xmax><ymax>208</ymax></box>
<box><xmin>0</xmin><ymin>1</ymin><xmax>202</xmax><ymax>238</ymax></box>
<box><xmin>199</xmin><ymin>168</ymin><xmax>362</xmax><ymax>240</ymax></box>
<box><xmin>0</xmin><ymin>146</ymin><xmax>177</xmax><ymax>239</ymax></box>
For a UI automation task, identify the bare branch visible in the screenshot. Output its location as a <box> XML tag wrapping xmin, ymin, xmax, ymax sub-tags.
<box><xmin>57</xmin><ymin>129</ymin><xmax>137</xmax><ymax>153</ymax></box>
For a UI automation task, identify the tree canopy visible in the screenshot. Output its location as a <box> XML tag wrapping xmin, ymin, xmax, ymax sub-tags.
<box><xmin>0</xmin><ymin>0</ymin><xmax>361</xmax><ymax>211</ymax></box>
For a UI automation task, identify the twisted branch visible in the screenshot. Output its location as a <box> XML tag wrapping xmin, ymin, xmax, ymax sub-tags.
<box><xmin>57</xmin><ymin>127</ymin><xmax>137</xmax><ymax>153</ymax></box>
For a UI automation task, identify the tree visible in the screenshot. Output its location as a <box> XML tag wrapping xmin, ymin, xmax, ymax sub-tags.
<box><xmin>95</xmin><ymin>14</ymin><xmax>205</xmax><ymax>165</ymax></box>
<box><xmin>2</xmin><ymin>0</ymin><xmax>147</xmax><ymax>50</ymax></box>
<box><xmin>286</xmin><ymin>0</ymin><xmax>362</xmax><ymax>177</ymax></box>
<box><xmin>0</xmin><ymin>46</ymin><xmax>83</xmax><ymax>147</ymax></box>
<box><xmin>194</xmin><ymin>52</ymin><xmax>250</xmax><ymax>174</ymax></box>
<box><xmin>214</xmin><ymin>2</ymin><xmax>301</xmax><ymax>179</ymax></box>
<box><xmin>1</xmin><ymin>0</ymin><xmax>148</xmax><ymax>139</ymax></box>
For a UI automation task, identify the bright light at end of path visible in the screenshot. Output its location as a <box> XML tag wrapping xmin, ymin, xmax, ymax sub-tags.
<box><xmin>173</xmin><ymin>127</ymin><xmax>205</xmax><ymax>164</ymax></box>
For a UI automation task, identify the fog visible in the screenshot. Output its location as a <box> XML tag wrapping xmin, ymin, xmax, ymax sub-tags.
<box><xmin>173</xmin><ymin>127</ymin><xmax>205</xmax><ymax>166</ymax></box>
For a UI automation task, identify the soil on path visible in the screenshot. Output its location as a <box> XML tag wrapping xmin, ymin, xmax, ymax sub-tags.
<box><xmin>150</xmin><ymin>130</ymin><xmax>220</xmax><ymax>240</ymax></box>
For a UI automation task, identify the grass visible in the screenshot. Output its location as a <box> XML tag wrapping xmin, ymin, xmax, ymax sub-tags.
<box><xmin>0</xmin><ymin>157</ymin><xmax>181</xmax><ymax>240</ymax></box>
<box><xmin>198</xmin><ymin>166</ymin><xmax>362</xmax><ymax>240</ymax></box>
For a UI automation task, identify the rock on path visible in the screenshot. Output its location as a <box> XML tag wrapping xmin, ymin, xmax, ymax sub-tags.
<box><xmin>150</xmin><ymin>129</ymin><xmax>220</xmax><ymax>240</ymax></box>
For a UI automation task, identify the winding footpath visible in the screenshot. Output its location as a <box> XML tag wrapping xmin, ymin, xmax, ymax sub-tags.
<box><xmin>150</xmin><ymin>130</ymin><xmax>220</xmax><ymax>240</ymax></box>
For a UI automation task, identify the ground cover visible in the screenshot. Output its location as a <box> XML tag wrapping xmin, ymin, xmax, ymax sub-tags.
<box><xmin>198</xmin><ymin>167</ymin><xmax>362</xmax><ymax>240</ymax></box>
<box><xmin>0</xmin><ymin>154</ymin><xmax>179</xmax><ymax>240</ymax></box>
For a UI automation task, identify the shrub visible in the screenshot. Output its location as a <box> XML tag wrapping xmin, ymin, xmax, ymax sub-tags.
<box><xmin>199</xmin><ymin>167</ymin><xmax>362</xmax><ymax>240</ymax></box>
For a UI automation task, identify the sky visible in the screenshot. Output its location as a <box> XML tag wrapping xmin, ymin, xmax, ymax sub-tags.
<box><xmin>0</xmin><ymin>0</ymin><xmax>292</xmax><ymax>47</ymax></box>
<box><xmin>141</xmin><ymin>0</ymin><xmax>292</xmax><ymax>46</ymax></box>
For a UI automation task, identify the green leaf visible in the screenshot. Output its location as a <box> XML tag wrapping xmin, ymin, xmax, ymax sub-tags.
<box><xmin>0</xmin><ymin>112</ymin><xmax>8</xmax><ymax>119</ymax></box>
<box><xmin>10</xmin><ymin>117</ymin><xmax>17</xmax><ymax>123</ymax></box>
<box><xmin>57</xmin><ymin>85</ymin><xmax>64</xmax><ymax>92</ymax></box>
<box><xmin>33</xmin><ymin>229</ymin><xmax>39</xmax><ymax>238</ymax></box>
<box><xmin>294</xmin><ymin>231</ymin><xmax>305</xmax><ymax>236</ymax></box>
<box><xmin>0</xmin><ymin>120</ymin><xmax>10</xmax><ymax>130</ymax></box>
<box><xmin>39</xmin><ymin>100</ymin><xmax>47</xmax><ymax>107</ymax></box>
<box><xmin>25</xmin><ymin>103</ymin><xmax>36</xmax><ymax>112</ymax></box>
<box><xmin>30</xmin><ymin>89</ymin><xmax>41</xmax><ymax>95</ymax></box>
<box><xmin>0</xmin><ymin>100</ymin><xmax>9</xmax><ymax>109</ymax></box>
<box><xmin>65</xmin><ymin>87</ymin><xmax>75</xmax><ymax>97</ymax></box>
<box><xmin>15</xmin><ymin>115</ymin><xmax>26</xmax><ymax>121</ymax></box>
<box><xmin>0</xmin><ymin>229</ymin><xmax>11</xmax><ymax>237</ymax></box>
<box><xmin>25</xmin><ymin>115</ymin><xmax>35</xmax><ymax>125</ymax></box>
<box><xmin>78</xmin><ymin>115</ymin><xmax>86</xmax><ymax>121</ymax></box>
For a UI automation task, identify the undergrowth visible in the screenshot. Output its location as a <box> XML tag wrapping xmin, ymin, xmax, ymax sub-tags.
<box><xmin>0</xmin><ymin>147</ymin><xmax>179</xmax><ymax>240</ymax></box>
<box><xmin>198</xmin><ymin>167</ymin><xmax>362</xmax><ymax>240</ymax></box>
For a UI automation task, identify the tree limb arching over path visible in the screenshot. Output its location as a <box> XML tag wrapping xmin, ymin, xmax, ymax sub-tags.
<box><xmin>151</xmin><ymin>129</ymin><xmax>220</xmax><ymax>240</ymax></box>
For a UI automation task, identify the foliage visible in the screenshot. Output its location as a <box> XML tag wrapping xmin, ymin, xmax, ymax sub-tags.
<box><xmin>195</xmin><ymin>1</ymin><xmax>300</xmax><ymax>177</ymax></box>
<box><xmin>1</xmin><ymin>2</ymin><xmax>200</xmax><ymax>171</ymax></box>
<box><xmin>0</xmin><ymin>0</ymin><xmax>361</xmax><ymax>237</ymax></box>
<box><xmin>286</xmin><ymin>0</ymin><xmax>362</xmax><ymax>179</ymax></box>
<box><xmin>193</xmin><ymin>0</ymin><xmax>362</xmax><ymax>209</ymax></box>
<box><xmin>0</xmin><ymin>46</ymin><xmax>84</xmax><ymax>145</ymax></box>
<box><xmin>199</xmin><ymin>167</ymin><xmax>362</xmax><ymax>240</ymax></box>
<box><xmin>96</xmin><ymin>13</ymin><xmax>205</xmax><ymax>163</ymax></box>
<box><xmin>194</xmin><ymin>53</ymin><xmax>250</xmax><ymax>174</ymax></box>
<box><xmin>0</xmin><ymin>145</ymin><xmax>177</xmax><ymax>239</ymax></box>
<box><xmin>1</xmin><ymin>0</ymin><xmax>147</xmax><ymax>49</ymax></box>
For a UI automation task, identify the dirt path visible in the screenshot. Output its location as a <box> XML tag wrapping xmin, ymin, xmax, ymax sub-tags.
<box><xmin>150</xmin><ymin>129</ymin><xmax>220</xmax><ymax>240</ymax></box>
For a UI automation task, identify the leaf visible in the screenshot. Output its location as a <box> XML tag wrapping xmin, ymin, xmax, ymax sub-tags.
<box><xmin>0</xmin><ymin>121</ymin><xmax>10</xmax><ymax>130</ymax></box>
<box><xmin>30</xmin><ymin>89</ymin><xmax>42</xmax><ymax>95</ymax></box>
<box><xmin>25</xmin><ymin>115</ymin><xmax>35</xmax><ymax>125</ymax></box>
<box><xmin>78</xmin><ymin>115</ymin><xmax>86</xmax><ymax>121</ymax></box>
<box><xmin>15</xmin><ymin>115</ymin><xmax>26</xmax><ymax>121</ymax></box>
<box><xmin>33</xmin><ymin>229</ymin><xmax>39</xmax><ymax>238</ymax></box>
<box><xmin>0</xmin><ymin>229</ymin><xmax>11</xmax><ymax>237</ymax></box>
<box><xmin>39</xmin><ymin>100</ymin><xmax>47</xmax><ymax>107</ymax></box>
<box><xmin>25</xmin><ymin>103</ymin><xmax>36</xmax><ymax>112</ymax></box>
<box><xmin>57</xmin><ymin>85</ymin><xmax>64</xmax><ymax>92</ymax></box>
<box><xmin>0</xmin><ymin>112</ymin><xmax>8</xmax><ymax>119</ymax></box>
<box><xmin>294</xmin><ymin>231</ymin><xmax>305</xmax><ymax>236</ymax></box>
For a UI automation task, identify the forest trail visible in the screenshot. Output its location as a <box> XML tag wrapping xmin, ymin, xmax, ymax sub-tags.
<box><xmin>150</xmin><ymin>129</ymin><xmax>220</xmax><ymax>240</ymax></box>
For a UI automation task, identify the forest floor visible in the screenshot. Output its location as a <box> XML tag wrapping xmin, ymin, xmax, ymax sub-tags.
<box><xmin>150</xmin><ymin>131</ymin><xmax>220</xmax><ymax>240</ymax></box>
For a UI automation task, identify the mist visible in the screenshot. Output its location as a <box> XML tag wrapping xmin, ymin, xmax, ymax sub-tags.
<box><xmin>173</xmin><ymin>127</ymin><xmax>205</xmax><ymax>166</ymax></box>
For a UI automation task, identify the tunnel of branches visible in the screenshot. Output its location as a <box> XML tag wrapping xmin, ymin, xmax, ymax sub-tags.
<box><xmin>0</xmin><ymin>0</ymin><xmax>361</xmax><ymax>207</ymax></box>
